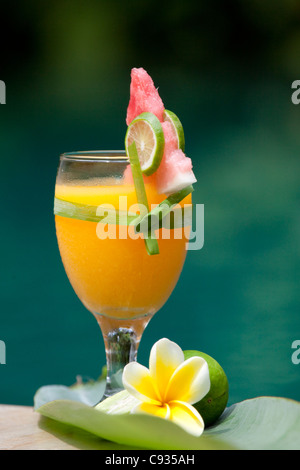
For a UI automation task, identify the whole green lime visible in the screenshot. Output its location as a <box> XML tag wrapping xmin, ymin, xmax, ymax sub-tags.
<box><xmin>184</xmin><ymin>350</ymin><xmax>229</xmax><ymax>427</ymax></box>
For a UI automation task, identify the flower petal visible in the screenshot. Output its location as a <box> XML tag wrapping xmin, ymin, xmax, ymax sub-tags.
<box><xmin>131</xmin><ymin>401</ymin><xmax>171</xmax><ymax>420</ymax></box>
<box><xmin>123</xmin><ymin>362</ymin><xmax>161</xmax><ymax>405</ymax></box>
<box><xmin>149</xmin><ymin>338</ymin><xmax>184</xmax><ymax>401</ymax></box>
<box><xmin>169</xmin><ymin>400</ymin><xmax>205</xmax><ymax>436</ymax></box>
<box><xmin>164</xmin><ymin>356</ymin><xmax>210</xmax><ymax>404</ymax></box>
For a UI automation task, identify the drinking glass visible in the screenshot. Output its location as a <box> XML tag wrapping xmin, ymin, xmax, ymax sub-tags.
<box><xmin>54</xmin><ymin>151</ymin><xmax>191</xmax><ymax>400</ymax></box>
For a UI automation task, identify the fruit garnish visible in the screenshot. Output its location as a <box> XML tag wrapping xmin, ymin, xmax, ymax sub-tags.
<box><xmin>156</xmin><ymin>148</ymin><xmax>197</xmax><ymax>195</ymax></box>
<box><xmin>163</xmin><ymin>109</ymin><xmax>185</xmax><ymax>152</ymax></box>
<box><xmin>125</xmin><ymin>67</ymin><xmax>197</xmax><ymax>196</ymax></box>
<box><xmin>124</xmin><ymin>67</ymin><xmax>197</xmax><ymax>255</ymax></box>
<box><xmin>155</xmin><ymin>119</ymin><xmax>196</xmax><ymax>195</ymax></box>
<box><xmin>126</xmin><ymin>141</ymin><xmax>159</xmax><ymax>255</ymax></box>
<box><xmin>125</xmin><ymin>112</ymin><xmax>165</xmax><ymax>176</ymax></box>
<box><xmin>126</xmin><ymin>67</ymin><xmax>165</xmax><ymax>125</ymax></box>
<box><xmin>184</xmin><ymin>350</ymin><xmax>229</xmax><ymax>427</ymax></box>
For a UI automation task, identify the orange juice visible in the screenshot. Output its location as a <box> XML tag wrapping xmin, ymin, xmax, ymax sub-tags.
<box><xmin>55</xmin><ymin>179</ymin><xmax>191</xmax><ymax>320</ymax></box>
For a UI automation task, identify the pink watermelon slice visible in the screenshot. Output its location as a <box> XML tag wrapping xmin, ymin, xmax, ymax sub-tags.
<box><xmin>161</xmin><ymin>121</ymin><xmax>178</xmax><ymax>155</ymax></box>
<box><xmin>156</xmin><ymin>149</ymin><xmax>197</xmax><ymax>195</ymax></box>
<box><xmin>126</xmin><ymin>68</ymin><xmax>197</xmax><ymax>195</ymax></box>
<box><xmin>153</xmin><ymin>121</ymin><xmax>196</xmax><ymax>194</ymax></box>
<box><xmin>126</xmin><ymin>68</ymin><xmax>165</xmax><ymax>125</ymax></box>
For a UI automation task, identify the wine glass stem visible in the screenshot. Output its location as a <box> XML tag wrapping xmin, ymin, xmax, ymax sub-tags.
<box><xmin>95</xmin><ymin>314</ymin><xmax>152</xmax><ymax>401</ymax></box>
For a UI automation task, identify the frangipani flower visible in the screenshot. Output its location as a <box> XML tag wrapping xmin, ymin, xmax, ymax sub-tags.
<box><xmin>122</xmin><ymin>338</ymin><xmax>210</xmax><ymax>436</ymax></box>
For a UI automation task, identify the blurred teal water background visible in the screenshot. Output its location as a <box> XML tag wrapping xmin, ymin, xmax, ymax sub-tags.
<box><xmin>0</xmin><ymin>1</ymin><xmax>300</xmax><ymax>407</ymax></box>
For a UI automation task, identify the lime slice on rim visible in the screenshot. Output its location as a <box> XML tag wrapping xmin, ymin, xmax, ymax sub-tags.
<box><xmin>163</xmin><ymin>109</ymin><xmax>185</xmax><ymax>152</ymax></box>
<box><xmin>125</xmin><ymin>112</ymin><xmax>165</xmax><ymax>176</ymax></box>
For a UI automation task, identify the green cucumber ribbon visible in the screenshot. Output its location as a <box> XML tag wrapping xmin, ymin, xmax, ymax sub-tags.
<box><xmin>54</xmin><ymin>198</ymin><xmax>138</xmax><ymax>225</ymax></box>
<box><xmin>135</xmin><ymin>184</ymin><xmax>193</xmax><ymax>234</ymax></box>
<box><xmin>54</xmin><ymin>197</ymin><xmax>192</xmax><ymax>229</ymax></box>
<box><xmin>126</xmin><ymin>141</ymin><xmax>159</xmax><ymax>255</ymax></box>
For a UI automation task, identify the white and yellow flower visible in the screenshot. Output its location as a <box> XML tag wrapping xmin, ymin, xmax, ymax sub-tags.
<box><xmin>122</xmin><ymin>338</ymin><xmax>210</xmax><ymax>436</ymax></box>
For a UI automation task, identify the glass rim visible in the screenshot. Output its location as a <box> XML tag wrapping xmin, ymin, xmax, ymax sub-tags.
<box><xmin>60</xmin><ymin>150</ymin><xmax>128</xmax><ymax>163</ymax></box>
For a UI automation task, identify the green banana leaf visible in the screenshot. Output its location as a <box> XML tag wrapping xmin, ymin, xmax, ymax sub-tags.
<box><xmin>34</xmin><ymin>378</ymin><xmax>106</xmax><ymax>409</ymax></box>
<box><xmin>34</xmin><ymin>381</ymin><xmax>300</xmax><ymax>450</ymax></box>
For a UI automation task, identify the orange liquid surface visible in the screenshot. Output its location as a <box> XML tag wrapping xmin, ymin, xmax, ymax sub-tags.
<box><xmin>55</xmin><ymin>180</ymin><xmax>191</xmax><ymax>319</ymax></box>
